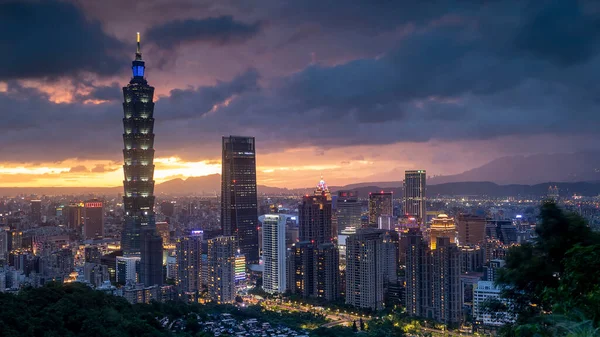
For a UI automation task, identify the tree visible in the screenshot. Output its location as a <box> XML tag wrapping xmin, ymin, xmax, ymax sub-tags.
<box><xmin>360</xmin><ymin>318</ymin><xmax>365</xmax><ymax>331</ymax></box>
<box><xmin>352</xmin><ymin>321</ymin><xmax>358</xmax><ymax>332</ymax></box>
<box><xmin>496</xmin><ymin>202</ymin><xmax>600</xmax><ymax>335</ymax></box>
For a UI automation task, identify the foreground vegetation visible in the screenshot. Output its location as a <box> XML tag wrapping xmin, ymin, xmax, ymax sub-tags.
<box><xmin>494</xmin><ymin>202</ymin><xmax>600</xmax><ymax>336</ymax></box>
<box><xmin>0</xmin><ymin>283</ymin><xmax>326</xmax><ymax>337</ymax></box>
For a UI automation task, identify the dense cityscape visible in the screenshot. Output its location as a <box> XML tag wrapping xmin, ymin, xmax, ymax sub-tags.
<box><xmin>2</xmin><ymin>1</ymin><xmax>600</xmax><ymax>337</ymax></box>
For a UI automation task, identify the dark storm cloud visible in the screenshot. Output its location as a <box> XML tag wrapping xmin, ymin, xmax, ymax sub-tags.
<box><xmin>514</xmin><ymin>1</ymin><xmax>600</xmax><ymax>67</ymax></box>
<box><xmin>146</xmin><ymin>16</ymin><xmax>263</xmax><ymax>48</ymax></box>
<box><xmin>162</xmin><ymin>69</ymin><xmax>259</xmax><ymax>120</ymax></box>
<box><xmin>85</xmin><ymin>83</ymin><xmax>123</xmax><ymax>102</ymax></box>
<box><xmin>3</xmin><ymin>0</ymin><xmax>600</xmax><ymax>163</ymax></box>
<box><xmin>0</xmin><ymin>1</ymin><xmax>127</xmax><ymax>80</ymax></box>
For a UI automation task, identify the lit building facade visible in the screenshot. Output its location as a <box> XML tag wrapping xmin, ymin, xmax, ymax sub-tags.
<box><xmin>336</xmin><ymin>190</ymin><xmax>361</xmax><ymax>233</ymax></box>
<box><xmin>403</xmin><ymin>170</ymin><xmax>426</xmax><ymax>223</ymax></box>
<box><xmin>121</xmin><ymin>33</ymin><xmax>157</xmax><ymax>256</ymax></box>
<box><xmin>457</xmin><ymin>213</ymin><xmax>486</xmax><ymax>245</ymax></box>
<box><xmin>207</xmin><ymin>236</ymin><xmax>237</xmax><ymax>303</ymax></box>
<box><xmin>430</xmin><ymin>214</ymin><xmax>456</xmax><ymax>250</ymax></box>
<box><xmin>176</xmin><ymin>230</ymin><xmax>203</xmax><ymax>295</ymax></box>
<box><xmin>345</xmin><ymin>228</ymin><xmax>388</xmax><ymax>310</ymax></box>
<box><xmin>83</xmin><ymin>199</ymin><xmax>104</xmax><ymax>239</ymax></box>
<box><xmin>368</xmin><ymin>192</ymin><xmax>393</xmax><ymax>227</ymax></box>
<box><xmin>262</xmin><ymin>214</ymin><xmax>287</xmax><ymax>294</ymax></box>
<box><xmin>221</xmin><ymin>136</ymin><xmax>259</xmax><ymax>264</ymax></box>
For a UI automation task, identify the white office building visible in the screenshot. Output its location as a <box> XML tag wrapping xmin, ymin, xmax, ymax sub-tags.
<box><xmin>473</xmin><ymin>281</ymin><xmax>514</xmax><ymax>326</ymax></box>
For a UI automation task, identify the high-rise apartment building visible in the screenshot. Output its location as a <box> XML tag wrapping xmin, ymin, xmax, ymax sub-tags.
<box><xmin>345</xmin><ymin>228</ymin><xmax>388</xmax><ymax>310</ymax></box>
<box><xmin>262</xmin><ymin>215</ymin><xmax>287</xmax><ymax>294</ymax></box>
<box><xmin>83</xmin><ymin>199</ymin><xmax>104</xmax><ymax>239</ymax></box>
<box><xmin>403</xmin><ymin>170</ymin><xmax>426</xmax><ymax>223</ymax></box>
<box><xmin>456</xmin><ymin>213</ymin><xmax>486</xmax><ymax>245</ymax></box>
<box><xmin>221</xmin><ymin>136</ymin><xmax>259</xmax><ymax>264</ymax></box>
<box><xmin>431</xmin><ymin>237</ymin><xmax>461</xmax><ymax>325</ymax></box>
<box><xmin>207</xmin><ymin>236</ymin><xmax>237</xmax><ymax>303</ymax></box>
<box><xmin>121</xmin><ymin>33</ymin><xmax>157</xmax><ymax>256</ymax></box>
<box><xmin>336</xmin><ymin>190</ymin><xmax>361</xmax><ymax>232</ymax></box>
<box><xmin>405</xmin><ymin>229</ymin><xmax>429</xmax><ymax>317</ymax></box>
<box><xmin>287</xmin><ymin>241</ymin><xmax>314</xmax><ymax>297</ymax></box>
<box><xmin>176</xmin><ymin>230</ymin><xmax>203</xmax><ymax>296</ymax></box>
<box><xmin>314</xmin><ymin>243</ymin><xmax>340</xmax><ymax>301</ymax></box>
<box><xmin>405</xmin><ymin>229</ymin><xmax>462</xmax><ymax>325</ymax></box>
<box><xmin>368</xmin><ymin>192</ymin><xmax>393</xmax><ymax>227</ymax></box>
<box><xmin>430</xmin><ymin>214</ymin><xmax>456</xmax><ymax>250</ymax></box>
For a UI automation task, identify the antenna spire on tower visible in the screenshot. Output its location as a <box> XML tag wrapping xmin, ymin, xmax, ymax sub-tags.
<box><xmin>135</xmin><ymin>32</ymin><xmax>142</xmax><ymax>60</ymax></box>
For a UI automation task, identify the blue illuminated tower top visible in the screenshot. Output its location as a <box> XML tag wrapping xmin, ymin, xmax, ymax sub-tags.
<box><xmin>132</xmin><ymin>32</ymin><xmax>145</xmax><ymax>78</ymax></box>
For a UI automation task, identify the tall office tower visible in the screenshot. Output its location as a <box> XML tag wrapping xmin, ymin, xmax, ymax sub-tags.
<box><xmin>336</xmin><ymin>190</ymin><xmax>361</xmax><ymax>233</ymax></box>
<box><xmin>121</xmin><ymin>33</ymin><xmax>157</xmax><ymax>256</ymax></box>
<box><xmin>368</xmin><ymin>192</ymin><xmax>393</xmax><ymax>227</ymax></box>
<box><xmin>83</xmin><ymin>199</ymin><xmax>104</xmax><ymax>239</ymax></box>
<box><xmin>67</xmin><ymin>203</ymin><xmax>84</xmax><ymax>230</ymax></box>
<box><xmin>314</xmin><ymin>243</ymin><xmax>340</xmax><ymax>301</ymax></box>
<box><xmin>459</xmin><ymin>245</ymin><xmax>484</xmax><ymax>273</ymax></box>
<box><xmin>221</xmin><ymin>136</ymin><xmax>259</xmax><ymax>264</ymax></box>
<box><xmin>286</xmin><ymin>241</ymin><xmax>314</xmax><ymax>297</ymax></box>
<box><xmin>405</xmin><ymin>229</ymin><xmax>430</xmax><ymax>317</ymax></box>
<box><xmin>30</xmin><ymin>200</ymin><xmax>42</xmax><ymax>224</ymax></box>
<box><xmin>299</xmin><ymin>194</ymin><xmax>332</xmax><ymax>245</ymax></box>
<box><xmin>140</xmin><ymin>229</ymin><xmax>163</xmax><ymax>286</ymax></box>
<box><xmin>345</xmin><ymin>228</ymin><xmax>388</xmax><ymax>310</ymax></box>
<box><xmin>207</xmin><ymin>236</ymin><xmax>237</xmax><ymax>303</ymax></box>
<box><xmin>176</xmin><ymin>230</ymin><xmax>203</xmax><ymax>296</ymax></box>
<box><xmin>430</xmin><ymin>214</ymin><xmax>456</xmax><ymax>250</ymax></box>
<box><xmin>456</xmin><ymin>213</ymin><xmax>486</xmax><ymax>245</ymax></box>
<box><xmin>403</xmin><ymin>170</ymin><xmax>426</xmax><ymax>223</ymax></box>
<box><xmin>262</xmin><ymin>215</ymin><xmax>287</xmax><ymax>294</ymax></box>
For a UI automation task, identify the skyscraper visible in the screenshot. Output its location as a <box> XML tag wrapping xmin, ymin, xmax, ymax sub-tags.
<box><xmin>221</xmin><ymin>136</ymin><xmax>259</xmax><ymax>264</ymax></box>
<box><xmin>314</xmin><ymin>242</ymin><xmax>340</xmax><ymax>301</ymax></box>
<box><xmin>368</xmin><ymin>192</ymin><xmax>393</xmax><ymax>227</ymax></box>
<box><xmin>262</xmin><ymin>214</ymin><xmax>287</xmax><ymax>294</ymax></box>
<box><xmin>121</xmin><ymin>33</ymin><xmax>157</xmax><ymax>256</ymax></box>
<box><xmin>67</xmin><ymin>203</ymin><xmax>84</xmax><ymax>231</ymax></box>
<box><xmin>336</xmin><ymin>190</ymin><xmax>361</xmax><ymax>233</ymax></box>
<box><xmin>345</xmin><ymin>228</ymin><xmax>388</xmax><ymax>310</ymax></box>
<box><xmin>430</xmin><ymin>214</ymin><xmax>457</xmax><ymax>250</ymax></box>
<box><xmin>403</xmin><ymin>170</ymin><xmax>426</xmax><ymax>223</ymax></box>
<box><xmin>287</xmin><ymin>241</ymin><xmax>314</xmax><ymax>297</ymax></box>
<box><xmin>405</xmin><ymin>229</ymin><xmax>429</xmax><ymax>317</ymax></box>
<box><xmin>83</xmin><ymin>199</ymin><xmax>104</xmax><ymax>239</ymax></box>
<box><xmin>176</xmin><ymin>230</ymin><xmax>203</xmax><ymax>297</ymax></box>
<box><xmin>207</xmin><ymin>236</ymin><xmax>237</xmax><ymax>303</ymax></box>
<box><xmin>299</xmin><ymin>193</ymin><xmax>332</xmax><ymax>245</ymax></box>
<box><xmin>431</xmin><ymin>237</ymin><xmax>461</xmax><ymax>325</ymax></box>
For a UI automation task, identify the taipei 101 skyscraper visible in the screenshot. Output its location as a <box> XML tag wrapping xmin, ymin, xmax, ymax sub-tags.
<box><xmin>121</xmin><ymin>33</ymin><xmax>157</xmax><ymax>257</ymax></box>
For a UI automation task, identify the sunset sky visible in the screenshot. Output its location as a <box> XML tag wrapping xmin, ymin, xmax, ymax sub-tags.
<box><xmin>1</xmin><ymin>1</ymin><xmax>600</xmax><ymax>188</ymax></box>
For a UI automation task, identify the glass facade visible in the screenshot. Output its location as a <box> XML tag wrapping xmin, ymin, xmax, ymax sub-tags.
<box><xmin>221</xmin><ymin>136</ymin><xmax>259</xmax><ymax>264</ymax></box>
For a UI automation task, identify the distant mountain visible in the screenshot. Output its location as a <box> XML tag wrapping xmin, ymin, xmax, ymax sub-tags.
<box><xmin>428</xmin><ymin>152</ymin><xmax>600</xmax><ymax>185</ymax></box>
